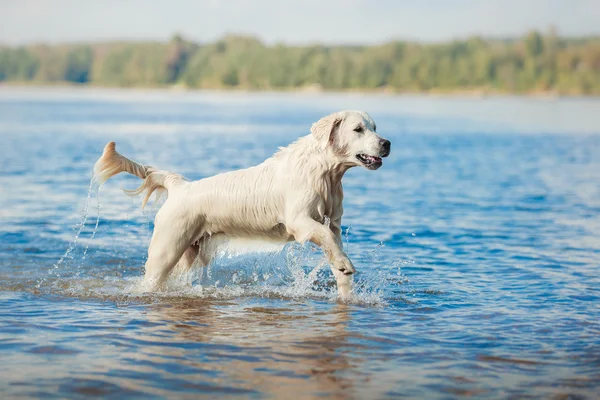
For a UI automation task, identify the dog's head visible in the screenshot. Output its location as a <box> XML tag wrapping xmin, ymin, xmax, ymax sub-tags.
<box><xmin>311</xmin><ymin>110</ymin><xmax>391</xmax><ymax>170</ymax></box>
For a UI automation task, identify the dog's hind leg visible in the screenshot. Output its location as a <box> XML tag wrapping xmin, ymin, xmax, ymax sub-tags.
<box><xmin>197</xmin><ymin>233</ymin><xmax>229</xmax><ymax>267</ymax></box>
<box><xmin>166</xmin><ymin>234</ymin><xmax>229</xmax><ymax>287</ymax></box>
<box><xmin>141</xmin><ymin>212</ymin><xmax>202</xmax><ymax>291</ymax></box>
<box><xmin>171</xmin><ymin>244</ymin><xmax>200</xmax><ymax>279</ymax></box>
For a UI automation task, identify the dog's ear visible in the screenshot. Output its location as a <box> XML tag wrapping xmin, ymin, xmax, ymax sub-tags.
<box><xmin>311</xmin><ymin>113</ymin><xmax>342</xmax><ymax>148</ymax></box>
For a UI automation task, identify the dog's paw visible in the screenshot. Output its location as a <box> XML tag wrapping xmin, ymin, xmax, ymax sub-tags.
<box><xmin>334</xmin><ymin>258</ymin><xmax>356</xmax><ymax>275</ymax></box>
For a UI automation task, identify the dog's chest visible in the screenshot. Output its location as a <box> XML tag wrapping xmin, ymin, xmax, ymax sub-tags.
<box><xmin>315</xmin><ymin>185</ymin><xmax>343</xmax><ymax>224</ymax></box>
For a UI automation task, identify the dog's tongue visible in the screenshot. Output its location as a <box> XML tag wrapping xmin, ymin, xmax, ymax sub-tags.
<box><xmin>366</xmin><ymin>155</ymin><xmax>381</xmax><ymax>163</ymax></box>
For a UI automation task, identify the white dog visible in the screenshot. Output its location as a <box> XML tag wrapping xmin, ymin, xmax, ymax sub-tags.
<box><xmin>94</xmin><ymin>110</ymin><xmax>391</xmax><ymax>297</ymax></box>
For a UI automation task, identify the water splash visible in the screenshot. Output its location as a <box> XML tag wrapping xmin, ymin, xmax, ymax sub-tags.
<box><xmin>33</xmin><ymin>238</ymin><xmax>391</xmax><ymax>306</ymax></box>
<box><xmin>37</xmin><ymin>176</ymin><xmax>98</xmax><ymax>287</ymax></box>
<box><xmin>55</xmin><ymin>177</ymin><xmax>97</xmax><ymax>268</ymax></box>
<box><xmin>35</xmin><ymin>180</ymin><xmax>394</xmax><ymax>306</ymax></box>
<box><xmin>80</xmin><ymin>185</ymin><xmax>101</xmax><ymax>265</ymax></box>
<box><xmin>124</xmin><ymin>239</ymin><xmax>390</xmax><ymax>306</ymax></box>
<box><xmin>344</xmin><ymin>225</ymin><xmax>352</xmax><ymax>253</ymax></box>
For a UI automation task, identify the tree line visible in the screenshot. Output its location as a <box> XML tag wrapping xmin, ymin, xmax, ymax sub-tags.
<box><xmin>1</xmin><ymin>30</ymin><xmax>599</xmax><ymax>94</ymax></box>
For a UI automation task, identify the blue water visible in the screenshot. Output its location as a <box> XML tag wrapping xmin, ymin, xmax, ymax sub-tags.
<box><xmin>1</xmin><ymin>87</ymin><xmax>599</xmax><ymax>398</ymax></box>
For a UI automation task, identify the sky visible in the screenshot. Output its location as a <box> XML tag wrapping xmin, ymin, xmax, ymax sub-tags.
<box><xmin>1</xmin><ymin>0</ymin><xmax>599</xmax><ymax>45</ymax></box>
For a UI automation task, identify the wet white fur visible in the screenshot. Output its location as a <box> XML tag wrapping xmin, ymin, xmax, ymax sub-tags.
<box><xmin>94</xmin><ymin>110</ymin><xmax>389</xmax><ymax>298</ymax></box>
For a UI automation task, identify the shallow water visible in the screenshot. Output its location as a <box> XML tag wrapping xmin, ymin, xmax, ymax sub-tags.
<box><xmin>1</xmin><ymin>87</ymin><xmax>599</xmax><ymax>399</ymax></box>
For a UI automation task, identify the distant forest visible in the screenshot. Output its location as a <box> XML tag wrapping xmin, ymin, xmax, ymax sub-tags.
<box><xmin>1</xmin><ymin>30</ymin><xmax>600</xmax><ymax>94</ymax></box>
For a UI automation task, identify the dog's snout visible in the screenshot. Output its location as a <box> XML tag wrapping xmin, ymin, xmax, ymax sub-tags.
<box><xmin>380</xmin><ymin>139</ymin><xmax>391</xmax><ymax>156</ymax></box>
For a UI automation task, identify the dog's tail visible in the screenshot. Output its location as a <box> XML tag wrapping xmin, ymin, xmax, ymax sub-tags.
<box><xmin>93</xmin><ymin>141</ymin><xmax>184</xmax><ymax>208</ymax></box>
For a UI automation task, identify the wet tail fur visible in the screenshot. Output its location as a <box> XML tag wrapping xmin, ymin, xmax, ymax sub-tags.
<box><xmin>93</xmin><ymin>142</ymin><xmax>182</xmax><ymax>208</ymax></box>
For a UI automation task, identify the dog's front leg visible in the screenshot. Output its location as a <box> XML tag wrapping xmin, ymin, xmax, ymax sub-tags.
<box><xmin>288</xmin><ymin>217</ymin><xmax>354</xmax><ymax>298</ymax></box>
<box><xmin>330</xmin><ymin>217</ymin><xmax>344</xmax><ymax>247</ymax></box>
<box><xmin>328</xmin><ymin>217</ymin><xmax>354</xmax><ymax>299</ymax></box>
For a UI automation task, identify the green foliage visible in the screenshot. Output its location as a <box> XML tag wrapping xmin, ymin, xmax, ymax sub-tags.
<box><xmin>65</xmin><ymin>46</ymin><xmax>93</xmax><ymax>83</ymax></box>
<box><xmin>1</xmin><ymin>31</ymin><xmax>599</xmax><ymax>94</ymax></box>
<box><xmin>0</xmin><ymin>47</ymin><xmax>38</xmax><ymax>80</ymax></box>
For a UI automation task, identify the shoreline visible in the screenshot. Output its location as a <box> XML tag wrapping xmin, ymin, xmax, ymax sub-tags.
<box><xmin>1</xmin><ymin>81</ymin><xmax>597</xmax><ymax>100</ymax></box>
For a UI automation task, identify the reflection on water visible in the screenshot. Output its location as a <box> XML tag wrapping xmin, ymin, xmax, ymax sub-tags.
<box><xmin>0</xmin><ymin>293</ymin><xmax>374</xmax><ymax>398</ymax></box>
<box><xmin>1</xmin><ymin>88</ymin><xmax>599</xmax><ymax>398</ymax></box>
<box><xmin>143</xmin><ymin>300</ymin><xmax>357</xmax><ymax>398</ymax></box>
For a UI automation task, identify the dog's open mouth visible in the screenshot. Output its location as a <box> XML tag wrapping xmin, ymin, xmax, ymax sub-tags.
<box><xmin>356</xmin><ymin>154</ymin><xmax>383</xmax><ymax>170</ymax></box>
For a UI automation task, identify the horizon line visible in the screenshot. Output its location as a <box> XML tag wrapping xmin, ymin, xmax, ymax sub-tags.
<box><xmin>3</xmin><ymin>30</ymin><xmax>600</xmax><ymax>49</ymax></box>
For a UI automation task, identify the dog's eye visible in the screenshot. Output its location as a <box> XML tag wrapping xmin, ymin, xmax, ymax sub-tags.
<box><xmin>353</xmin><ymin>126</ymin><xmax>363</xmax><ymax>132</ymax></box>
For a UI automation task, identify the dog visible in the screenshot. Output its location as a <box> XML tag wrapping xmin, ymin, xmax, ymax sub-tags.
<box><xmin>94</xmin><ymin>110</ymin><xmax>391</xmax><ymax>297</ymax></box>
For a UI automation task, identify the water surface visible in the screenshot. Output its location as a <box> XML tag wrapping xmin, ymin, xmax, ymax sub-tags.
<box><xmin>1</xmin><ymin>88</ymin><xmax>599</xmax><ymax>398</ymax></box>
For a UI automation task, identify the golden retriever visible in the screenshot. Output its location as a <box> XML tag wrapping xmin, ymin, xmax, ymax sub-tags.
<box><xmin>94</xmin><ymin>110</ymin><xmax>391</xmax><ymax>297</ymax></box>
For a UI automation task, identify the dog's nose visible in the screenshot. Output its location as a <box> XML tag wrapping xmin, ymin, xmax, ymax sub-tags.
<box><xmin>380</xmin><ymin>139</ymin><xmax>391</xmax><ymax>156</ymax></box>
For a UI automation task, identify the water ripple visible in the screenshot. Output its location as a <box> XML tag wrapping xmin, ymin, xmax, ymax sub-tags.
<box><xmin>1</xmin><ymin>89</ymin><xmax>599</xmax><ymax>398</ymax></box>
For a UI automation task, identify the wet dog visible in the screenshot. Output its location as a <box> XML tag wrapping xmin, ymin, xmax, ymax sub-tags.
<box><xmin>94</xmin><ymin>110</ymin><xmax>391</xmax><ymax>297</ymax></box>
